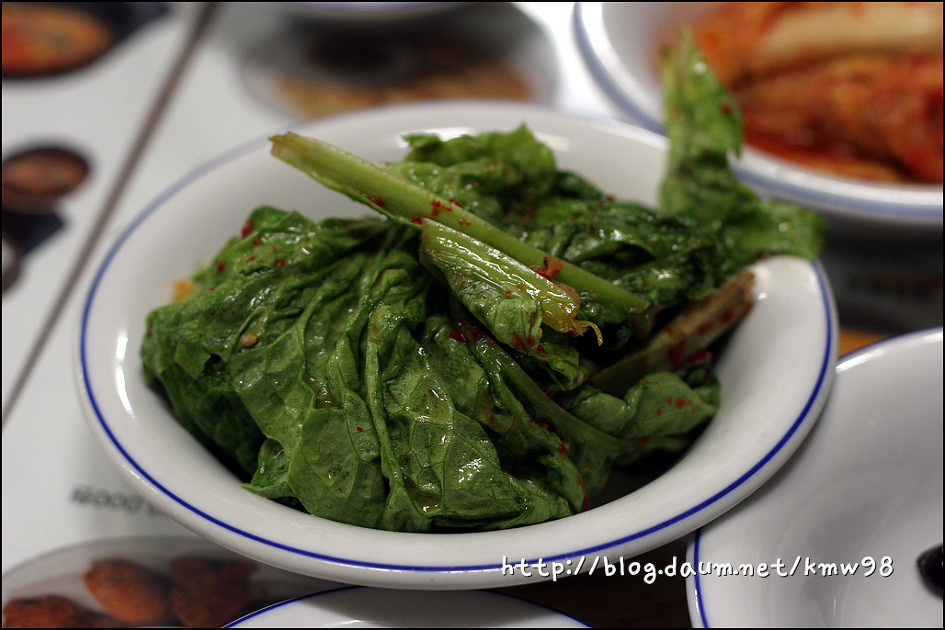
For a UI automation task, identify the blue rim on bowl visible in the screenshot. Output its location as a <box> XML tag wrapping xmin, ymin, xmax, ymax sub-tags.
<box><xmin>224</xmin><ymin>586</ymin><xmax>591</xmax><ymax>628</ymax></box>
<box><xmin>687</xmin><ymin>327</ymin><xmax>943</xmax><ymax>627</ymax></box>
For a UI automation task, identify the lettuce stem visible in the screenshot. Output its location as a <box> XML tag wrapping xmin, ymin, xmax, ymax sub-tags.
<box><xmin>270</xmin><ymin>132</ymin><xmax>650</xmax><ymax>318</ymax></box>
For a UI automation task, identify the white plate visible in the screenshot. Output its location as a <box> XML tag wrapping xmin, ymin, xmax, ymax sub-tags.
<box><xmin>1</xmin><ymin>536</ymin><xmax>335</xmax><ymax>627</ymax></box>
<box><xmin>226</xmin><ymin>586</ymin><xmax>589</xmax><ymax>628</ymax></box>
<box><xmin>688</xmin><ymin>328</ymin><xmax>944</xmax><ymax>627</ymax></box>
<box><xmin>573</xmin><ymin>2</ymin><xmax>944</xmax><ymax>235</ymax></box>
<box><xmin>77</xmin><ymin>100</ymin><xmax>837</xmax><ymax>589</ymax></box>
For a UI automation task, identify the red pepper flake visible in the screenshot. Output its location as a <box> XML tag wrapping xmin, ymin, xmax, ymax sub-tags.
<box><xmin>505</xmin><ymin>290</ymin><xmax>513</xmax><ymax>295</ymax></box>
<box><xmin>216</xmin><ymin>260</ymin><xmax>226</xmax><ymax>272</ymax></box>
<box><xmin>675</xmin><ymin>398</ymin><xmax>688</xmax><ymax>408</ymax></box>
<box><xmin>559</xmin><ymin>439</ymin><xmax>570</xmax><ymax>455</ymax></box>
<box><xmin>276</xmin><ymin>258</ymin><xmax>286</xmax><ymax>268</ymax></box>
<box><xmin>430</xmin><ymin>198</ymin><xmax>453</xmax><ymax>216</ymax></box>
<box><xmin>656</xmin><ymin>409</ymin><xmax>663</xmax><ymax>416</ymax></box>
<box><xmin>458</xmin><ymin>218</ymin><xmax>471</xmax><ymax>226</ymax></box>
<box><xmin>410</xmin><ymin>216</ymin><xmax>424</xmax><ymax>225</ymax></box>
<box><xmin>356</xmin><ymin>426</ymin><xmax>364</xmax><ymax>432</ymax></box>
<box><xmin>536</xmin><ymin>345</ymin><xmax>547</xmax><ymax>355</ymax></box>
<box><xmin>448</xmin><ymin>198</ymin><xmax>462</xmax><ymax>208</ymax></box>
<box><xmin>526</xmin><ymin>336</ymin><xmax>536</xmax><ymax>347</ymax></box>
<box><xmin>688</xmin><ymin>349</ymin><xmax>711</xmax><ymax>364</ymax></box>
<box><xmin>635</xmin><ymin>436</ymin><xmax>650</xmax><ymax>452</ymax></box>
<box><xmin>252</xmin><ymin>237</ymin><xmax>262</xmax><ymax>247</ymax></box>
<box><xmin>240</xmin><ymin>218</ymin><xmax>254</xmax><ymax>238</ymax></box>
<box><xmin>669</xmin><ymin>340</ymin><xmax>686</xmax><ymax>369</ymax></box>
<box><xmin>532</xmin><ymin>256</ymin><xmax>564</xmax><ymax>279</ymax></box>
<box><xmin>511</xmin><ymin>333</ymin><xmax>523</xmax><ymax>347</ymax></box>
<box><xmin>368</xmin><ymin>195</ymin><xmax>386</xmax><ymax>208</ymax></box>
<box><xmin>576</xmin><ymin>475</ymin><xmax>586</xmax><ymax>490</ymax></box>
<box><xmin>470</xmin><ymin>328</ymin><xmax>483</xmax><ymax>342</ymax></box>
<box><xmin>537</xmin><ymin>420</ymin><xmax>550</xmax><ymax>431</ymax></box>
<box><xmin>448</xmin><ymin>330</ymin><xmax>467</xmax><ymax>343</ymax></box>
<box><xmin>581</xmin><ymin>496</ymin><xmax>591</xmax><ymax>512</ymax></box>
<box><xmin>246</xmin><ymin>255</ymin><xmax>257</xmax><ymax>263</ymax></box>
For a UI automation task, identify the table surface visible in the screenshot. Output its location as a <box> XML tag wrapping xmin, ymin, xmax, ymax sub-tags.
<box><xmin>2</xmin><ymin>3</ymin><xmax>940</xmax><ymax>628</ymax></box>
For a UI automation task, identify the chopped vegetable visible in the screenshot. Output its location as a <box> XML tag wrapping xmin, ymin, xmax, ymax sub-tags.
<box><xmin>140</xmin><ymin>34</ymin><xmax>825</xmax><ymax>532</ymax></box>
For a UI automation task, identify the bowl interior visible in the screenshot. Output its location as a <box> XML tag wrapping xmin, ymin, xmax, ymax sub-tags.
<box><xmin>689</xmin><ymin>329</ymin><xmax>944</xmax><ymax>627</ymax></box>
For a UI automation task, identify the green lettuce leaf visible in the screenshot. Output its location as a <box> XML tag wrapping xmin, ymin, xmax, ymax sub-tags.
<box><xmin>141</xmin><ymin>34</ymin><xmax>826</xmax><ymax>532</ymax></box>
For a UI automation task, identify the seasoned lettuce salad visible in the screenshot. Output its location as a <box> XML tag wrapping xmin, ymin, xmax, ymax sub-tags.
<box><xmin>141</xmin><ymin>34</ymin><xmax>825</xmax><ymax>532</ymax></box>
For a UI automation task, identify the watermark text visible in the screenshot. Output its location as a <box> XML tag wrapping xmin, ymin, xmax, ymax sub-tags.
<box><xmin>500</xmin><ymin>555</ymin><xmax>894</xmax><ymax>583</ymax></box>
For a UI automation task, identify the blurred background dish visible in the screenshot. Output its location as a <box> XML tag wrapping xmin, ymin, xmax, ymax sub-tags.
<box><xmin>226</xmin><ymin>586</ymin><xmax>590</xmax><ymax>628</ymax></box>
<box><xmin>573</xmin><ymin>2</ymin><xmax>943</xmax><ymax>232</ymax></box>
<box><xmin>270</xmin><ymin>2</ymin><xmax>474</xmax><ymax>30</ymax></box>
<box><xmin>242</xmin><ymin>2</ymin><xmax>555</xmax><ymax>121</ymax></box>
<box><xmin>687</xmin><ymin>328</ymin><xmax>943</xmax><ymax>628</ymax></box>
<box><xmin>1</xmin><ymin>535</ymin><xmax>333</xmax><ymax>628</ymax></box>
<box><xmin>1</xmin><ymin>2</ymin><xmax>169</xmax><ymax>79</ymax></box>
<box><xmin>1</xmin><ymin>144</ymin><xmax>89</xmax><ymax>215</ymax></box>
<box><xmin>77</xmin><ymin>100</ymin><xmax>836</xmax><ymax>590</ymax></box>
<box><xmin>1</xmin><ymin>143</ymin><xmax>87</xmax><ymax>293</ymax></box>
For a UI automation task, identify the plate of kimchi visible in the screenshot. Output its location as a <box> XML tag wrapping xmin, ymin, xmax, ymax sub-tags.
<box><xmin>575</xmin><ymin>1</ymin><xmax>944</xmax><ymax>234</ymax></box>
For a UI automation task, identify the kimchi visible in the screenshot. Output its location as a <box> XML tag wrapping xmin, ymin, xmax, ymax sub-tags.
<box><xmin>689</xmin><ymin>2</ymin><xmax>944</xmax><ymax>184</ymax></box>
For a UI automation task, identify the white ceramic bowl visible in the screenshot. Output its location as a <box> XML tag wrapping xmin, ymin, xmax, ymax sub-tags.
<box><xmin>226</xmin><ymin>586</ymin><xmax>590</xmax><ymax>628</ymax></box>
<box><xmin>573</xmin><ymin>2</ymin><xmax>944</xmax><ymax>236</ymax></box>
<box><xmin>687</xmin><ymin>328</ymin><xmax>944</xmax><ymax>627</ymax></box>
<box><xmin>77</xmin><ymin>100</ymin><xmax>837</xmax><ymax>589</ymax></box>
